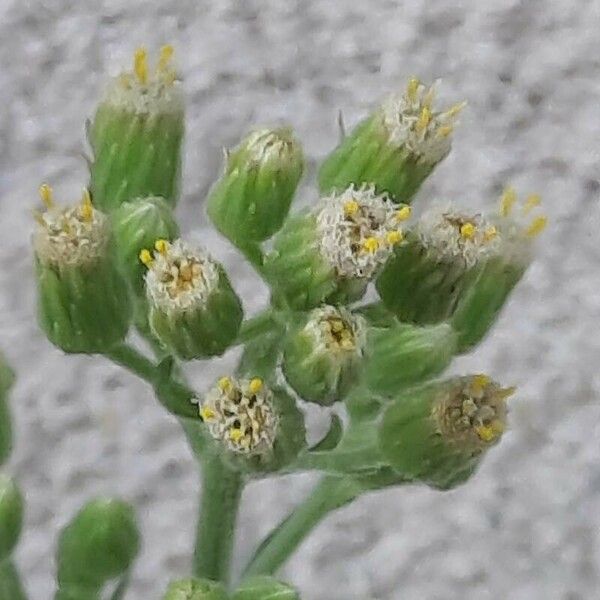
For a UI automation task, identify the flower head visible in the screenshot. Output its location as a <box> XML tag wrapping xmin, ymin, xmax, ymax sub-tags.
<box><xmin>200</xmin><ymin>376</ymin><xmax>279</xmax><ymax>455</ymax></box>
<box><xmin>316</xmin><ymin>185</ymin><xmax>408</xmax><ymax>279</ymax></box>
<box><xmin>380</xmin><ymin>77</ymin><xmax>466</xmax><ymax>166</ymax></box>
<box><xmin>432</xmin><ymin>374</ymin><xmax>513</xmax><ymax>451</ymax></box>
<box><xmin>33</xmin><ymin>185</ymin><xmax>109</xmax><ymax>267</ymax></box>
<box><xmin>304</xmin><ymin>305</ymin><xmax>366</xmax><ymax>357</ymax></box>
<box><xmin>103</xmin><ymin>46</ymin><xmax>182</xmax><ymax>115</ymax></box>
<box><xmin>142</xmin><ymin>239</ymin><xmax>219</xmax><ymax>314</ymax></box>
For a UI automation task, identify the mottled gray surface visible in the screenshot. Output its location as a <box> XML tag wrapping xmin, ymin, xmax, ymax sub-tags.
<box><xmin>1</xmin><ymin>1</ymin><xmax>599</xmax><ymax>598</ymax></box>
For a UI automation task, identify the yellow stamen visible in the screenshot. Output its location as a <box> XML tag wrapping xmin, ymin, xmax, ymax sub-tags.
<box><xmin>523</xmin><ymin>193</ymin><xmax>541</xmax><ymax>215</ymax></box>
<box><xmin>158</xmin><ymin>44</ymin><xmax>174</xmax><ymax>72</ymax></box>
<box><xmin>500</xmin><ymin>187</ymin><xmax>517</xmax><ymax>217</ymax></box>
<box><xmin>343</xmin><ymin>200</ymin><xmax>359</xmax><ymax>216</ymax></box>
<box><xmin>218</xmin><ymin>376</ymin><xmax>232</xmax><ymax>392</ymax></box>
<box><xmin>362</xmin><ymin>237</ymin><xmax>380</xmax><ymax>253</ymax></box>
<box><xmin>39</xmin><ymin>183</ymin><xmax>53</xmax><ymax>209</ymax></box>
<box><xmin>525</xmin><ymin>216</ymin><xmax>548</xmax><ymax>238</ymax></box>
<box><xmin>484</xmin><ymin>226</ymin><xmax>498</xmax><ymax>241</ymax></box>
<box><xmin>154</xmin><ymin>239</ymin><xmax>170</xmax><ymax>254</ymax></box>
<box><xmin>200</xmin><ymin>407</ymin><xmax>215</xmax><ymax>421</ymax></box>
<box><xmin>229</xmin><ymin>428</ymin><xmax>243</xmax><ymax>442</ymax></box>
<box><xmin>474</xmin><ymin>425</ymin><xmax>497</xmax><ymax>443</ymax></box>
<box><xmin>471</xmin><ymin>374</ymin><xmax>491</xmax><ymax>394</ymax></box>
<box><xmin>79</xmin><ymin>189</ymin><xmax>93</xmax><ymax>222</ymax></box>
<box><xmin>406</xmin><ymin>76</ymin><xmax>420</xmax><ymax>102</ymax></box>
<box><xmin>445</xmin><ymin>101</ymin><xmax>467</xmax><ymax>118</ymax></box>
<box><xmin>134</xmin><ymin>47</ymin><xmax>149</xmax><ymax>85</ymax></box>
<box><xmin>460</xmin><ymin>222</ymin><xmax>476</xmax><ymax>239</ymax></box>
<box><xmin>386</xmin><ymin>230</ymin><xmax>403</xmax><ymax>245</ymax></box>
<box><xmin>139</xmin><ymin>249</ymin><xmax>153</xmax><ymax>266</ymax></box>
<box><xmin>249</xmin><ymin>378</ymin><xmax>263</xmax><ymax>394</ymax></box>
<box><xmin>437</xmin><ymin>125</ymin><xmax>454</xmax><ymax>138</ymax></box>
<box><xmin>415</xmin><ymin>106</ymin><xmax>431</xmax><ymax>133</ymax></box>
<box><xmin>395</xmin><ymin>206</ymin><xmax>412</xmax><ymax>221</ymax></box>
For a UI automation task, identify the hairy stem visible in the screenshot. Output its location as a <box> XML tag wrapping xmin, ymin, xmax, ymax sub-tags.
<box><xmin>243</xmin><ymin>476</ymin><xmax>361</xmax><ymax>577</ymax></box>
<box><xmin>193</xmin><ymin>451</ymin><xmax>243</xmax><ymax>583</ymax></box>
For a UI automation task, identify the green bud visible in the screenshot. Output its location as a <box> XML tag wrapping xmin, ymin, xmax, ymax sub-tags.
<box><xmin>282</xmin><ymin>305</ymin><xmax>366</xmax><ymax>405</ymax></box>
<box><xmin>0</xmin><ymin>476</ymin><xmax>24</xmax><ymax>562</ymax></box>
<box><xmin>364</xmin><ymin>322</ymin><xmax>456</xmax><ymax>396</ymax></box>
<box><xmin>319</xmin><ymin>78</ymin><xmax>465</xmax><ymax>203</ymax></box>
<box><xmin>0</xmin><ymin>354</ymin><xmax>14</xmax><ymax>465</ymax></box>
<box><xmin>264</xmin><ymin>185</ymin><xmax>405</xmax><ymax>310</ymax></box>
<box><xmin>57</xmin><ymin>498</ymin><xmax>140</xmax><ymax>591</ymax></box>
<box><xmin>162</xmin><ymin>578</ymin><xmax>228</xmax><ymax>600</ymax></box>
<box><xmin>143</xmin><ymin>239</ymin><xmax>243</xmax><ymax>360</ymax></box>
<box><xmin>112</xmin><ymin>196</ymin><xmax>179</xmax><ymax>296</ymax></box>
<box><xmin>33</xmin><ymin>187</ymin><xmax>131</xmax><ymax>354</ymax></box>
<box><xmin>379</xmin><ymin>375</ymin><xmax>513</xmax><ymax>489</ymax></box>
<box><xmin>208</xmin><ymin>128</ymin><xmax>304</xmax><ymax>245</ymax></box>
<box><xmin>233</xmin><ymin>576</ymin><xmax>299</xmax><ymax>600</ymax></box>
<box><xmin>89</xmin><ymin>46</ymin><xmax>184</xmax><ymax>211</ymax></box>
<box><xmin>199</xmin><ymin>376</ymin><xmax>306</xmax><ymax>474</ymax></box>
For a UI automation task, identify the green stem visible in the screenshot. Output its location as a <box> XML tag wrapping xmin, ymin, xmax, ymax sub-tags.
<box><xmin>0</xmin><ymin>560</ymin><xmax>27</xmax><ymax>600</ymax></box>
<box><xmin>243</xmin><ymin>476</ymin><xmax>360</xmax><ymax>578</ymax></box>
<box><xmin>105</xmin><ymin>344</ymin><xmax>157</xmax><ymax>382</ymax></box>
<box><xmin>193</xmin><ymin>451</ymin><xmax>243</xmax><ymax>584</ymax></box>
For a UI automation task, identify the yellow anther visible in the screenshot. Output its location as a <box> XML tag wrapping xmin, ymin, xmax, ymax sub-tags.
<box><xmin>471</xmin><ymin>374</ymin><xmax>491</xmax><ymax>394</ymax></box>
<box><xmin>415</xmin><ymin>106</ymin><xmax>431</xmax><ymax>133</ymax></box>
<box><xmin>406</xmin><ymin>76</ymin><xmax>420</xmax><ymax>102</ymax></box>
<box><xmin>484</xmin><ymin>226</ymin><xmax>498</xmax><ymax>241</ymax></box>
<box><xmin>362</xmin><ymin>237</ymin><xmax>380</xmax><ymax>253</ymax></box>
<box><xmin>229</xmin><ymin>428</ymin><xmax>244</xmax><ymax>442</ymax></box>
<box><xmin>475</xmin><ymin>424</ymin><xmax>497</xmax><ymax>443</ymax></box>
<box><xmin>139</xmin><ymin>249</ymin><xmax>153</xmax><ymax>266</ymax></box>
<box><xmin>249</xmin><ymin>378</ymin><xmax>263</xmax><ymax>394</ymax></box>
<box><xmin>523</xmin><ymin>193</ymin><xmax>542</xmax><ymax>215</ymax></box>
<box><xmin>218</xmin><ymin>376</ymin><xmax>232</xmax><ymax>392</ymax></box>
<box><xmin>460</xmin><ymin>222</ymin><xmax>476</xmax><ymax>239</ymax></box>
<box><xmin>525</xmin><ymin>215</ymin><xmax>548</xmax><ymax>238</ymax></box>
<box><xmin>158</xmin><ymin>44</ymin><xmax>174</xmax><ymax>72</ymax></box>
<box><xmin>386</xmin><ymin>230</ymin><xmax>403</xmax><ymax>245</ymax></box>
<box><xmin>343</xmin><ymin>200</ymin><xmax>360</xmax><ymax>216</ymax></box>
<box><xmin>395</xmin><ymin>206</ymin><xmax>412</xmax><ymax>221</ymax></box>
<box><xmin>39</xmin><ymin>183</ymin><xmax>53</xmax><ymax>209</ymax></box>
<box><xmin>200</xmin><ymin>407</ymin><xmax>215</xmax><ymax>421</ymax></box>
<box><xmin>437</xmin><ymin>125</ymin><xmax>454</xmax><ymax>138</ymax></box>
<box><xmin>79</xmin><ymin>189</ymin><xmax>93</xmax><ymax>221</ymax></box>
<box><xmin>154</xmin><ymin>239</ymin><xmax>170</xmax><ymax>254</ymax></box>
<box><xmin>134</xmin><ymin>47</ymin><xmax>149</xmax><ymax>85</ymax></box>
<box><xmin>500</xmin><ymin>187</ymin><xmax>517</xmax><ymax>217</ymax></box>
<box><xmin>445</xmin><ymin>101</ymin><xmax>467</xmax><ymax>118</ymax></box>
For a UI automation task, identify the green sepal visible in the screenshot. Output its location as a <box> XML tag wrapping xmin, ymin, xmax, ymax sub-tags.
<box><xmin>0</xmin><ymin>476</ymin><xmax>24</xmax><ymax>562</ymax></box>
<box><xmin>56</xmin><ymin>498</ymin><xmax>140</xmax><ymax>591</ymax></box>
<box><xmin>363</xmin><ymin>322</ymin><xmax>456</xmax><ymax>395</ymax></box>
<box><xmin>233</xmin><ymin>576</ymin><xmax>299</xmax><ymax>600</ymax></box>
<box><xmin>451</xmin><ymin>257</ymin><xmax>525</xmax><ymax>352</ymax></box>
<box><xmin>149</xmin><ymin>268</ymin><xmax>243</xmax><ymax>360</ymax></box>
<box><xmin>263</xmin><ymin>212</ymin><xmax>337</xmax><ymax>311</ymax></box>
<box><xmin>379</xmin><ymin>383</ymin><xmax>481</xmax><ymax>490</ymax></box>
<box><xmin>89</xmin><ymin>106</ymin><xmax>184</xmax><ymax>212</ymax></box>
<box><xmin>162</xmin><ymin>578</ymin><xmax>228</xmax><ymax>600</ymax></box>
<box><xmin>318</xmin><ymin>115</ymin><xmax>433</xmax><ymax>204</ymax></box>
<box><xmin>112</xmin><ymin>196</ymin><xmax>180</xmax><ymax>296</ymax></box>
<box><xmin>0</xmin><ymin>356</ymin><xmax>14</xmax><ymax>465</ymax></box>
<box><xmin>36</xmin><ymin>257</ymin><xmax>131</xmax><ymax>354</ymax></box>
<box><xmin>376</xmin><ymin>230</ymin><xmax>469</xmax><ymax>324</ymax></box>
<box><xmin>207</xmin><ymin>128</ymin><xmax>304</xmax><ymax>245</ymax></box>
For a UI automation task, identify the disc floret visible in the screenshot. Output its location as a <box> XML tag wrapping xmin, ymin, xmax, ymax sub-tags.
<box><xmin>304</xmin><ymin>305</ymin><xmax>366</xmax><ymax>358</ymax></box>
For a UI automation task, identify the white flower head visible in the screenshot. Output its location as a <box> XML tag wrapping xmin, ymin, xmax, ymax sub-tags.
<box><xmin>143</xmin><ymin>239</ymin><xmax>219</xmax><ymax>314</ymax></box>
<box><xmin>432</xmin><ymin>374</ymin><xmax>514</xmax><ymax>450</ymax></box>
<box><xmin>316</xmin><ymin>184</ymin><xmax>409</xmax><ymax>279</ymax></box>
<box><xmin>303</xmin><ymin>305</ymin><xmax>366</xmax><ymax>358</ymax></box>
<box><xmin>103</xmin><ymin>46</ymin><xmax>183</xmax><ymax>115</ymax></box>
<box><xmin>33</xmin><ymin>185</ymin><xmax>109</xmax><ymax>267</ymax></box>
<box><xmin>417</xmin><ymin>203</ymin><xmax>503</xmax><ymax>269</ymax></box>
<box><xmin>380</xmin><ymin>77</ymin><xmax>466</xmax><ymax>166</ymax></box>
<box><xmin>199</xmin><ymin>376</ymin><xmax>279</xmax><ymax>455</ymax></box>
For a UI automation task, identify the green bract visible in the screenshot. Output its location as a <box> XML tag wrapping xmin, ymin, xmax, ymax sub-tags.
<box><xmin>319</xmin><ymin>78</ymin><xmax>465</xmax><ymax>203</ymax></box>
<box><xmin>208</xmin><ymin>127</ymin><xmax>304</xmax><ymax>247</ymax></box>
<box><xmin>89</xmin><ymin>47</ymin><xmax>184</xmax><ymax>212</ymax></box>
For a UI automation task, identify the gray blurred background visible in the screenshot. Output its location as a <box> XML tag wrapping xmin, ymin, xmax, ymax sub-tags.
<box><xmin>1</xmin><ymin>1</ymin><xmax>599</xmax><ymax>598</ymax></box>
